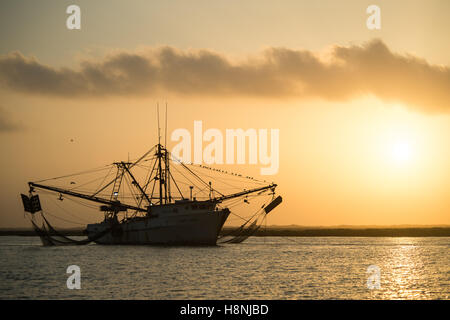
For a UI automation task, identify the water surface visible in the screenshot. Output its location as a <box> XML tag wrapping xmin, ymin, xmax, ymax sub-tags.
<box><xmin>0</xmin><ymin>236</ymin><xmax>448</xmax><ymax>299</ymax></box>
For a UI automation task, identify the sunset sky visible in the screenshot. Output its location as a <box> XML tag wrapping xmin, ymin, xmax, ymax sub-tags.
<box><xmin>0</xmin><ymin>0</ymin><xmax>449</xmax><ymax>228</ymax></box>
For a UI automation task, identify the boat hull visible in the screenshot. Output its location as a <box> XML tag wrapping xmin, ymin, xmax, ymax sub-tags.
<box><xmin>86</xmin><ymin>208</ymin><xmax>230</xmax><ymax>245</ymax></box>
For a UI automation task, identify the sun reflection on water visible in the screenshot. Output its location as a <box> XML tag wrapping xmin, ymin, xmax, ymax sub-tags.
<box><xmin>376</xmin><ymin>238</ymin><xmax>431</xmax><ymax>299</ymax></box>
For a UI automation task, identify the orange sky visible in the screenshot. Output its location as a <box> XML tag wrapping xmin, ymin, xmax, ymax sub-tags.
<box><xmin>0</xmin><ymin>0</ymin><xmax>449</xmax><ymax>227</ymax></box>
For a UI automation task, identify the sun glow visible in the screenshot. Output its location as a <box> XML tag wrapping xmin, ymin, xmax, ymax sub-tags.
<box><xmin>390</xmin><ymin>139</ymin><xmax>414</xmax><ymax>166</ymax></box>
<box><xmin>372</xmin><ymin>105</ymin><xmax>426</xmax><ymax>170</ymax></box>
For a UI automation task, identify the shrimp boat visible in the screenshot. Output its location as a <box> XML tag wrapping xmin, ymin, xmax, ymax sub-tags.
<box><xmin>21</xmin><ymin>131</ymin><xmax>282</xmax><ymax>246</ymax></box>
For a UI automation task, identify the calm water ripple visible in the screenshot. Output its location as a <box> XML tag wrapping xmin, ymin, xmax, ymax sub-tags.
<box><xmin>0</xmin><ymin>236</ymin><xmax>448</xmax><ymax>299</ymax></box>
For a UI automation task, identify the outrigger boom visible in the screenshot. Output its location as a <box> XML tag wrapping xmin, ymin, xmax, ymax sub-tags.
<box><xmin>27</xmin><ymin>181</ymin><xmax>147</xmax><ymax>213</ymax></box>
<box><xmin>27</xmin><ymin>180</ymin><xmax>277</xmax><ymax>212</ymax></box>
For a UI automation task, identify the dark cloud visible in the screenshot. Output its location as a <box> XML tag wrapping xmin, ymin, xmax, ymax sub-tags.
<box><xmin>0</xmin><ymin>39</ymin><xmax>448</xmax><ymax>112</ymax></box>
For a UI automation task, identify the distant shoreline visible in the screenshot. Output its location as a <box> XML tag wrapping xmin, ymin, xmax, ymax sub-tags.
<box><xmin>246</xmin><ymin>227</ymin><xmax>450</xmax><ymax>237</ymax></box>
<box><xmin>1</xmin><ymin>227</ymin><xmax>449</xmax><ymax>237</ymax></box>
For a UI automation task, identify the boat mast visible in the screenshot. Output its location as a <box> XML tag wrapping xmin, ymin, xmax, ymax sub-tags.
<box><xmin>157</xmin><ymin>103</ymin><xmax>163</xmax><ymax>204</ymax></box>
<box><xmin>156</xmin><ymin>103</ymin><xmax>171</xmax><ymax>205</ymax></box>
<box><xmin>165</xmin><ymin>103</ymin><xmax>171</xmax><ymax>203</ymax></box>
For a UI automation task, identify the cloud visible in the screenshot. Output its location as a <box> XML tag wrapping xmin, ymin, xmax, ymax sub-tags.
<box><xmin>0</xmin><ymin>39</ymin><xmax>448</xmax><ymax>112</ymax></box>
<box><xmin>0</xmin><ymin>107</ymin><xmax>21</xmax><ymax>132</ymax></box>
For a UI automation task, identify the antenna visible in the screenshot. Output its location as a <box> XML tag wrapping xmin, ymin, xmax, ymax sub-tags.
<box><xmin>165</xmin><ymin>102</ymin><xmax>168</xmax><ymax>147</ymax></box>
<box><xmin>165</xmin><ymin>102</ymin><xmax>171</xmax><ymax>202</ymax></box>
<box><xmin>157</xmin><ymin>102</ymin><xmax>161</xmax><ymax>145</ymax></box>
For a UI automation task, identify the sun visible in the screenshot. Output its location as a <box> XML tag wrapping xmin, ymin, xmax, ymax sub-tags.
<box><xmin>389</xmin><ymin>139</ymin><xmax>415</xmax><ymax>166</ymax></box>
<box><xmin>391</xmin><ymin>140</ymin><xmax>412</xmax><ymax>162</ymax></box>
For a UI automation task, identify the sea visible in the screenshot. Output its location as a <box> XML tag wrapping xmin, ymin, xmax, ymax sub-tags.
<box><xmin>0</xmin><ymin>236</ymin><xmax>448</xmax><ymax>299</ymax></box>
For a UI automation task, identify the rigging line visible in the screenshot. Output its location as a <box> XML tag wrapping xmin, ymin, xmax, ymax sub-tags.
<box><xmin>220</xmin><ymin>210</ymin><xmax>264</xmax><ymax>238</ymax></box>
<box><xmin>90</xmin><ymin>145</ymin><xmax>156</xmax><ymax>198</ymax></box>
<box><xmin>64</xmin><ymin>195</ymin><xmax>103</xmax><ymax>210</ymax></box>
<box><xmin>46</xmin><ymin>196</ymin><xmax>93</xmax><ymax>224</ymax></box>
<box><xmin>213</xmin><ymin>174</ymin><xmax>267</xmax><ymax>186</ymax></box>
<box><xmin>168</xmin><ymin>169</ymin><xmax>184</xmax><ymax>199</ymax></box>
<box><xmin>134</xmin><ymin>154</ymin><xmax>158</xmax><ymax>161</ymax></box>
<box><xmin>182</xmin><ymin>162</ymin><xmax>223</xmax><ymax>195</ymax></box>
<box><xmin>185</xmin><ymin>165</ymin><xmax>244</xmax><ymax>190</ymax></box>
<box><xmin>148</xmin><ymin>154</ymin><xmax>160</xmax><ymax>203</ymax></box>
<box><xmin>67</xmin><ymin>171</ymin><xmax>117</xmax><ymax>192</ymax></box>
<box><xmin>191</xmin><ymin>172</ymin><xmax>266</xmax><ymax>187</ymax></box>
<box><xmin>93</xmin><ymin>165</ymin><xmax>114</xmax><ymax>194</ymax></box>
<box><xmin>133</xmin><ymin>164</ymin><xmax>155</xmax><ymax>172</ymax></box>
<box><xmin>41</xmin><ymin>210</ymin><xmax>86</xmax><ymax>226</ymax></box>
<box><xmin>122</xmin><ymin>174</ymin><xmax>132</xmax><ymax>204</ymax></box>
<box><xmin>37</xmin><ymin>190</ymin><xmax>101</xmax><ymax>210</ymax></box>
<box><xmin>223</xmin><ymin>197</ymin><xmax>241</xmax><ymax>206</ymax></box>
<box><xmin>90</xmin><ymin>172</ymin><xmax>119</xmax><ymax>198</ymax></box>
<box><xmin>150</xmin><ymin>169</ymin><xmax>158</xmax><ymax>203</ymax></box>
<box><xmin>221</xmin><ymin>193</ymin><xmax>267</xmax><ymax>206</ymax></box>
<box><xmin>170</xmin><ymin>163</ymin><xmax>204</xmax><ymax>195</ymax></box>
<box><xmin>227</xmin><ymin>210</ymin><xmax>263</xmax><ymax>221</ymax></box>
<box><xmin>223</xmin><ymin>192</ymin><xmax>263</xmax><ymax>205</ymax></box>
<box><xmin>169</xmin><ymin>161</ymin><xmax>201</xmax><ymax>188</ymax></box>
<box><xmin>191</xmin><ymin>164</ymin><xmax>267</xmax><ymax>184</ymax></box>
<box><xmin>227</xmin><ymin>210</ymin><xmax>249</xmax><ymax>222</ymax></box>
<box><xmin>222</xmin><ymin>195</ymin><xmax>269</xmax><ymax>217</ymax></box>
<box><xmin>230</xmin><ymin>202</ymin><xmax>266</xmax><ymax>225</ymax></box>
<box><xmin>193</xmin><ymin>185</ymin><xmax>209</xmax><ymax>197</ymax></box>
<box><xmin>124</xmin><ymin>174</ymin><xmax>141</xmax><ymax>207</ymax></box>
<box><xmin>142</xmin><ymin>150</ymin><xmax>159</xmax><ymax>204</ymax></box>
<box><xmin>138</xmin><ymin>173</ymin><xmax>156</xmax><ymax>207</ymax></box>
<box><xmin>193</xmin><ymin>167</ymin><xmax>264</xmax><ymax>185</ymax></box>
<box><xmin>224</xmin><ymin>200</ymin><xmax>246</xmax><ymax>209</ymax></box>
<box><xmin>130</xmin><ymin>175</ymin><xmax>142</xmax><ymax>206</ymax></box>
<box><xmin>169</xmin><ymin>151</ymin><xmax>223</xmax><ymax>196</ymax></box>
<box><xmin>167</xmin><ymin>178</ymin><xmax>194</xmax><ymax>187</ymax></box>
<box><xmin>38</xmin><ymin>189</ymin><xmax>104</xmax><ymax>208</ymax></box>
<box><xmin>133</xmin><ymin>156</ymin><xmax>158</xmax><ymax>166</ymax></box>
<box><xmin>126</xmin><ymin>153</ymin><xmax>157</xmax><ymax>164</ymax></box>
<box><xmin>225</xmin><ymin>200</ymin><xmax>255</xmax><ymax>211</ymax></box>
<box><xmin>131</xmin><ymin>145</ymin><xmax>157</xmax><ymax>168</ymax></box>
<box><xmin>141</xmin><ymin>156</ymin><xmax>158</xmax><ymax>194</ymax></box>
<box><xmin>51</xmin><ymin>188</ymin><xmax>114</xmax><ymax>195</ymax></box>
<box><xmin>34</xmin><ymin>165</ymin><xmax>113</xmax><ymax>183</ymax></box>
<box><xmin>133</xmin><ymin>164</ymin><xmax>156</xmax><ymax>172</ymax></box>
<box><xmin>35</xmin><ymin>189</ymin><xmax>59</xmax><ymax>196</ymax></box>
